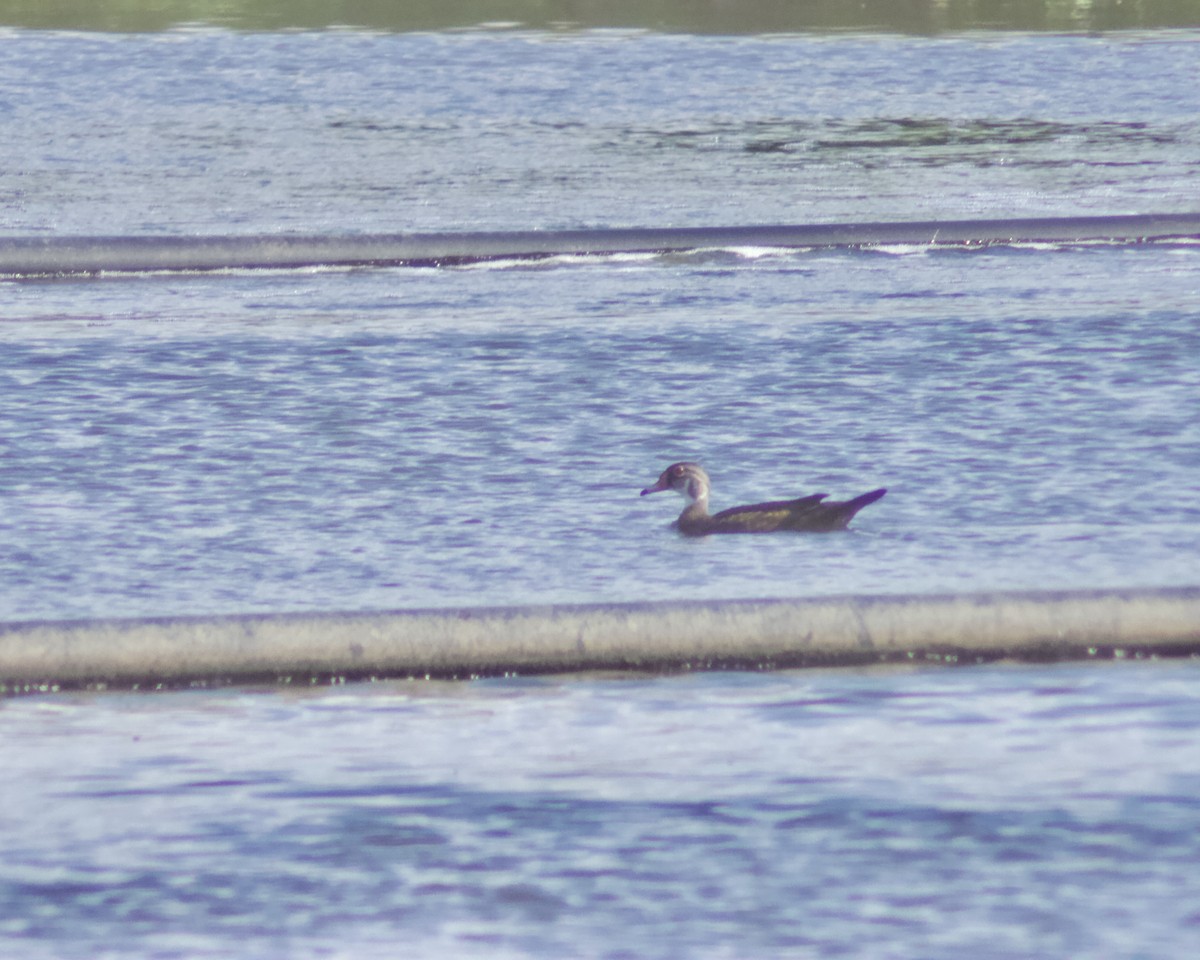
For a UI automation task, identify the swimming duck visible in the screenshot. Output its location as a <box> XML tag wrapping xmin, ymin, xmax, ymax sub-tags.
<box><xmin>640</xmin><ymin>462</ymin><xmax>885</xmax><ymax>536</ymax></box>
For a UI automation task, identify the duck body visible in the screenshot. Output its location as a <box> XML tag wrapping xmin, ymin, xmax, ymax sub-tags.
<box><xmin>641</xmin><ymin>462</ymin><xmax>885</xmax><ymax>536</ymax></box>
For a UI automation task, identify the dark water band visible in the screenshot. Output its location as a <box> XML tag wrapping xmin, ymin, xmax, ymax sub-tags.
<box><xmin>3</xmin><ymin>586</ymin><xmax>1198</xmax><ymax>690</ymax></box>
<box><xmin>3</xmin><ymin>213</ymin><xmax>1199</xmax><ymax>276</ymax></box>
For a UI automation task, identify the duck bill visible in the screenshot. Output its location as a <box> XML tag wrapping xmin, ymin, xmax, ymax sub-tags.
<box><xmin>640</xmin><ymin>479</ymin><xmax>668</xmax><ymax>497</ymax></box>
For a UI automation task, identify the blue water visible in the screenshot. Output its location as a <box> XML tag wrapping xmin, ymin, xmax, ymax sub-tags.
<box><xmin>3</xmin><ymin>663</ymin><xmax>1199</xmax><ymax>958</ymax></box>
<box><xmin>4</xmin><ymin>243</ymin><xmax>1199</xmax><ymax>620</ymax></box>
<box><xmin>2</xmin><ymin>24</ymin><xmax>1200</xmax><ymax>959</ymax></box>
<box><xmin>3</xmin><ymin>29</ymin><xmax>1199</xmax><ymax>234</ymax></box>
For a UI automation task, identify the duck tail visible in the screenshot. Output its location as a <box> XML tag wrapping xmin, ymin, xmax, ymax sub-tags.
<box><xmin>834</xmin><ymin>487</ymin><xmax>887</xmax><ymax>526</ymax></box>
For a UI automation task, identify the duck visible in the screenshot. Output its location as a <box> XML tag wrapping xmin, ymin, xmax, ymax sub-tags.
<box><xmin>640</xmin><ymin>462</ymin><xmax>885</xmax><ymax>536</ymax></box>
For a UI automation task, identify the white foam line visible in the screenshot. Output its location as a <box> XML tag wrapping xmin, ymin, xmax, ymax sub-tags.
<box><xmin>4</xmin><ymin>213</ymin><xmax>1198</xmax><ymax>276</ymax></box>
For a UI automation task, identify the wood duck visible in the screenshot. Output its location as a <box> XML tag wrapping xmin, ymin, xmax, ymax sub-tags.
<box><xmin>641</xmin><ymin>462</ymin><xmax>886</xmax><ymax>536</ymax></box>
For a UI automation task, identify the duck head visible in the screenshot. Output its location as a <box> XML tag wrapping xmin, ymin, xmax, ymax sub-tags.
<box><xmin>640</xmin><ymin>462</ymin><xmax>711</xmax><ymax>506</ymax></box>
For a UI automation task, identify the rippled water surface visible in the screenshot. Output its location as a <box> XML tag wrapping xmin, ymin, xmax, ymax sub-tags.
<box><xmin>2</xmin><ymin>23</ymin><xmax>1200</xmax><ymax>959</ymax></box>
<box><xmin>3</xmin><ymin>29</ymin><xmax>1200</xmax><ymax>233</ymax></box>
<box><xmin>3</xmin><ymin>663</ymin><xmax>1200</xmax><ymax>958</ymax></box>
<box><xmin>4</xmin><ymin>243</ymin><xmax>1200</xmax><ymax>619</ymax></box>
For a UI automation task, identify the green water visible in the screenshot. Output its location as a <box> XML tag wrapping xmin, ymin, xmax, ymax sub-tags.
<box><xmin>1</xmin><ymin>0</ymin><xmax>1198</xmax><ymax>33</ymax></box>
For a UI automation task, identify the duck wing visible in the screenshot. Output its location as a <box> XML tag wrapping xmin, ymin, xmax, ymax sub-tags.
<box><xmin>710</xmin><ymin>494</ymin><xmax>828</xmax><ymax>521</ymax></box>
<box><xmin>693</xmin><ymin>494</ymin><xmax>829</xmax><ymax>534</ymax></box>
<box><xmin>681</xmin><ymin>489</ymin><xmax>886</xmax><ymax>535</ymax></box>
